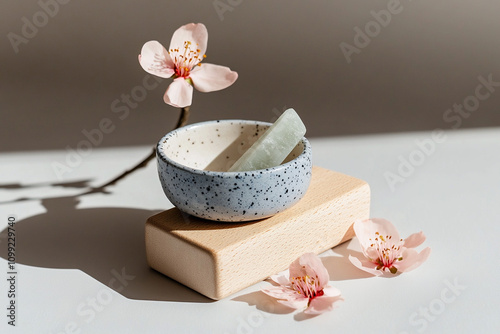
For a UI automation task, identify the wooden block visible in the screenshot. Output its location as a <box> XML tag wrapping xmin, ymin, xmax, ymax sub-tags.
<box><xmin>145</xmin><ymin>166</ymin><xmax>370</xmax><ymax>300</ymax></box>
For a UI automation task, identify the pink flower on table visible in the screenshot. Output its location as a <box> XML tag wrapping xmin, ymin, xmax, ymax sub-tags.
<box><xmin>261</xmin><ymin>253</ymin><xmax>343</xmax><ymax>315</ymax></box>
<box><xmin>349</xmin><ymin>218</ymin><xmax>431</xmax><ymax>276</ymax></box>
<box><xmin>139</xmin><ymin>23</ymin><xmax>238</xmax><ymax>108</ymax></box>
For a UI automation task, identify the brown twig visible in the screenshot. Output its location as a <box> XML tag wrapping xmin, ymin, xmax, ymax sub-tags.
<box><xmin>82</xmin><ymin>106</ymin><xmax>191</xmax><ymax>196</ymax></box>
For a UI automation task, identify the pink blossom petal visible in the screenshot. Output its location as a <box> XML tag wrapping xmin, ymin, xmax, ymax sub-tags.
<box><xmin>365</xmin><ymin>246</ymin><xmax>380</xmax><ymax>261</ymax></box>
<box><xmin>262</xmin><ymin>253</ymin><xmax>344</xmax><ymax>315</ymax></box>
<box><xmin>163</xmin><ymin>77</ymin><xmax>193</xmax><ymax>108</ymax></box>
<box><xmin>139</xmin><ymin>41</ymin><xmax>175</xmax><ymax>78</ymax></box>
<box><xmin>289</xmin><ymin>255</ymin><xmax>308</xmax><ymax>278</ymax></box>
<box><xmin>305</xmin><ymin>295</ymin><xmax>344</xmax><ymax>315</ymax></box>
<box><xmin>189</xmin><ymin>63</ymin><xmax>238</xmax><ymax>93</ymax></box>
<box><xmin>277</xmin><ymin>297</ymin><xmax>309</xmax><ymax>310</ymax></box>
<box><xmin>353</xmin><ymin>218</ymin><xmax>401</xmax><ymax>251</ymax></box>
<box><xmin>396</xmin><ymin>247</ymin><xmax>431</xmax><ymax>273</ymax></box>
<box><xmin>270</xmin><ymin>274</ymin><xmax>289</xmax><ymax>286</ymax></box>
<box><xmin>348</xmin><ymin>255</ymin><xmax>382</xmax><ymax>276</ymax></box>
<box><xmin>289</xmin><ymin>253</ymin><xmax>330</xmax><ymax>288</ymax></box>
<box><xmin>261</xmin><ymin>285</ymin><xmax>297</xmax><ymax>300</ymax></box>
<box><xmin>404</xmin><ymin>231</ymin><xmax>426</xmax><ymax>248</ymax></box>
<box><xmin>322</xmin><ymin>285</ymin><xmax>342</xmax><ymax>297</ymax></box>
<box><xmin>169</xmin><ymin>23</ymin><xmax>208</xmax><ymax>58</ymax></box>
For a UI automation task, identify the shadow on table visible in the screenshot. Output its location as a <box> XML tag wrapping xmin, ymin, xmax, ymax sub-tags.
<box><xmin>0</xmin><ymin>179</ymin><xmax>92</xmax><ymax>190</ymax></box>
<box><xmin>323</xmin><ymin>240</ymin><xmax>375</xmax><ymax>281</ymax></box>
<box><xmin>0</xmin><ymin>195</ymin><xmax>213</xmax><ymax>303</ymax></box>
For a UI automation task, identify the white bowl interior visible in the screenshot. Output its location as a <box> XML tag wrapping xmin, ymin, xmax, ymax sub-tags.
<box><xmin>161</xmin><ymin>121</ymin><xmax>304</xmax><ymax>172</ymax></box>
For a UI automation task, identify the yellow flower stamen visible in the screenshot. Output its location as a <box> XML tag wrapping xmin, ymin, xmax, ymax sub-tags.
<box><xmin>168</xmin><ymin>40</ymin><xmax>206</xmax><ymax>78</ymax></box>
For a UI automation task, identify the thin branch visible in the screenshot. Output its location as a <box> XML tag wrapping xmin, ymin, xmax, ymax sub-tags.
<box><xmin>0</xmin><ymin>107</ymin><xmax>192</xmax><ymax>204</ymax></box>
<box><xmin>81</xmin><ymin>106</ymin><xmax>191</xmax><ymax>196</ymax></box>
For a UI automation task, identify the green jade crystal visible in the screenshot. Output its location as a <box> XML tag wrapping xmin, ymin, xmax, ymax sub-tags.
<box><xmin>228</xmin><ymin>108</ymin><xmax>306</xmax><ymax>172</ymax></box>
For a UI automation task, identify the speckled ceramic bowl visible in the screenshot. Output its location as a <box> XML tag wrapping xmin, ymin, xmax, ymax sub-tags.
<box><xmin>156</xmin><ymin>120</ymin><xmax>312</xmax><ymax>222</ymax></box>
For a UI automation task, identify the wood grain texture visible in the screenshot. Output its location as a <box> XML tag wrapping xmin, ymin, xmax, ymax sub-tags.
<box><xmin>145</xmin><ymin>166</ymin><xmax>370</xmax><ymax>300</ymax></box>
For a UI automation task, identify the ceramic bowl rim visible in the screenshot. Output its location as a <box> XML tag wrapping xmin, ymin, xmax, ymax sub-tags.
<box><xmin>156</xmin><ymin>119</ymin><xmax>311</xmax><ymax>177</ymax></box>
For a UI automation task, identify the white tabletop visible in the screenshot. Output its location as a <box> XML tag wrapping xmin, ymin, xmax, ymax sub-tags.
<box><xmin>1</xmin><ymin>127</ymin><xmax>499</xmax><ymax>333</ymax></box>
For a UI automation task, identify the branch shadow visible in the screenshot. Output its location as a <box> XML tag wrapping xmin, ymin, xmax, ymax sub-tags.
<box><xmin>0</xmin><ymin>179</ymin><xmax>95</xmax><ymax>205</ymax></box>
<box><xmin>0</xmin><ymin>179</ymin><xmax>92</xmax><ymax>190</ymax></box>
<box><xmin>0</xmin><ymin>195</ymin><xmax>213</xmax><ymax>303</ymax></box>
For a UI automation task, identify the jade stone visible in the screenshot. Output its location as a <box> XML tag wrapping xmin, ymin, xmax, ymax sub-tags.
<box><xmin>228</xmin><ymin>108</ymin><xmax>306</xmax><ymax>172</ymax></box>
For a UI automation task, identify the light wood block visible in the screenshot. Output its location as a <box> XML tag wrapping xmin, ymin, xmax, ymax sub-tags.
<box><xmin>145</xmin><ymin>166</ymin><xmax>370</xmax><ymax>300</ymax></box>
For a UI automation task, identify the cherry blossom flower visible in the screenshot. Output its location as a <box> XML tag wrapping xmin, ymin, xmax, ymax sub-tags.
<box><xmin>139</xmin><ymin>23</ymin><xmax>238</xmax><ymax>108</ymax></box>
<box><xmin>261</xmin><ymin>253</ymin><xmax>343</xmax><ymax>315</ymax></box>
<box><xmin>349</xmin><ymin>218</ymin><xmax>431</xmax><ymax>276</ymax></box>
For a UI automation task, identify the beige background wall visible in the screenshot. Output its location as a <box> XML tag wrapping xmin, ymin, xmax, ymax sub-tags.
<box><xmin>1</xmin><ymin>0</ymin><xmax>499</xmax><ymax>152</ymax></box>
